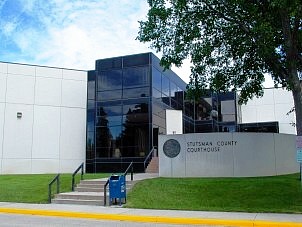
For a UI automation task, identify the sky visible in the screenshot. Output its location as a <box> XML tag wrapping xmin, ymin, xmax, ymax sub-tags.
<box><xmin>0</xmin><ymin>0</ymin><xmax>274</xmax><ymax>86</ymax></box>
<box><xmin>0</xmin><ymin>0</ymin><xmax>191</xmax><ymax>82</ymax></box>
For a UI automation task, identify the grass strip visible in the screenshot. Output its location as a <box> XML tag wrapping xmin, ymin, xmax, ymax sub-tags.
<box><xmin>0</xmin><ymin>173</ymin><xmax>108</xmax><ymax>203</ymax></box>
<box><xmin>126</xmin><ymin>173</ymin><xmax>302</xmax><ymax>213</ymax></box>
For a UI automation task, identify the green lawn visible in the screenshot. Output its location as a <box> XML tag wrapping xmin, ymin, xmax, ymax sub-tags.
<box><xmin>0</xmin><ymin>173</ymin><xmax>108</xmax><ymax>203</ymax></box>
<box><xmin>126</xmin><ymin>173</ymin><xmax>302</xmax><ymax>213</ymax></box>
<box><xmin>1</xmin><ymin>173</ymin><xmax>302</xmax><ymax>213</ymax></box>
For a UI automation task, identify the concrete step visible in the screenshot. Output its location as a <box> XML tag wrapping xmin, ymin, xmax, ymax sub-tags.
<box><xmin>75</xmin><ymin>184</ymin><xmax>134</xmax><ymax>193</ymax></box>
<box><xmin>78</xmin><ymin>180</ymin><xmax>107</xmax><ymax>185</ymax></box>
<box><xmin>52</xmin><ymin>178</ymin><xmax>138</xmax><ymax>206</ymax></box>
<box><xmin>146</xmin><ymin>157</ymin><xmax>159</xmax><ymax>173</ymax></box>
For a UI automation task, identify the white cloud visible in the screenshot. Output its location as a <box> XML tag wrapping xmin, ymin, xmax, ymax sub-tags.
<box><xmin>0</xmin><ymin>0</ymin><xmax>190</xmax><ymax>83</ymax></box>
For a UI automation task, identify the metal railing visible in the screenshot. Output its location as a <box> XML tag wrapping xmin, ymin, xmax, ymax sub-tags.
<box><xmin>143</xmin><ymin>147</ymin><xmax>156</xmax><ymax>171</ymax></box>
<box><xmin>71</xmin><ymin>162</ymin><xmax>84</xmax><ymax>191</ymax></box>
<box><xmin>48</xmin><ymin>174</ymin><xmax>60</xmax><ymax>203</ymax></box>
<box><xmin>104</xmin><ymin>162</ymin><xmax>134</xmax><ymax>206</ymax></box>
<box><xmin>103</xmin><ymin>178</ymin><xmax>110</xmax><ymax>206</ymax></box>
<box><xmin>123</xmin><ymin>161</ymin><xmax>134</xmax><ymax>181</ymax></box>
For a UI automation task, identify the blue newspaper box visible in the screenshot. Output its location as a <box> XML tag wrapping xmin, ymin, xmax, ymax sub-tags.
<box><xmin>109</xmin><ymin>175</ymin><xmax>126</xmax><ymax>205</ymax></box>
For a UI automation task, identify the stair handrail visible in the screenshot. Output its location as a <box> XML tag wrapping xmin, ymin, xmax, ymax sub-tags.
<box><xmin>103</xmin><ymin>178</ymin><xmax>110</xmax><ymax>206</ymax></box>
<box><xmin>143</xmin><ymin>147</ymin><xmax>155</xmax><ymax>171</ymax></box>
<box><xmin>48</xmin><ymin>174</ymin><xmax>60</xmax><ymax>203</ymax></box>
<box><xmin>123</xmin><ymin>161</ymin><xmax>133</xmax><ymax>181</ymax></box>
<box><xmin>71</xmin><ymin>162</ymin><xmax>84</xmax><ymax>191</ymax></box>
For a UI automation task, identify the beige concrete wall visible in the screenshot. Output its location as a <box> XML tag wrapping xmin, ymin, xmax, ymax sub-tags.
<box><xmin>159</xmin><ymin>132</ymin><xmax>299</xmax><ymax>177</ymax></box>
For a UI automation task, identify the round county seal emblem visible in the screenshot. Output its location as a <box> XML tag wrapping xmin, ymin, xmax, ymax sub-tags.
<box><xmin>163</xmin><ymin>139</ymin><xmax>181</xmax><ymax>158</ymax></box>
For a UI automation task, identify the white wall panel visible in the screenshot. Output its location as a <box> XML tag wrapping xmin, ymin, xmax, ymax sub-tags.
<box><xmin>0</xmin><ymin>63</ymin><xmax>87</xmax><ymax>174</ymax></box>
<box><xmin>32</xmin><ymin>106</ymin><xmax>60</xmax><ymax>159</ymax></box>
<box><xmin>31</xmin><ymin>159</ymin><xmax>60</xmax><ymax>174</ymax></box>
<box><xmin>36</xmin><ymin>67</ymin><xmax>62</xmax><ymax>79</ymax></box>
<box><xmin>273</xmin><ymin>89</ymin><xmax>293</xmax><ymax>104</ymax></box>
<box><xmin>0</xmin><ymin>63</ymin><xmax>7</xmax><ymax>73</ymax></box>
<box><xmin>59</xmin><ymin>159</ymin><xmax>85</xmax><ymax>173</ymax></box>
<box><xmin>61</xmin><ymin>80</ymin><xmax>87</xmax><ymax>108</ymax></box>
<box><xmin>60</xmin><ymin>107</ymin><xmax>86</xmax><ymax>160</ymax></box>
<box><xmin>241</xmin><ymin>88</ymin><xmax>295</xmax><ymax>134</ymax></box>
<box><xmin>0</xmin><ymin>73</ymin><xmax>7</xmax><ymax>102</ymax></box>
<box><xmin>6</xmin><ymin>75</ymin><xmax>35</xmax><ymax>104</ymax></box>
<box><xmin>62</xmin><ymin>69</ymin><xmax>86</xmax><ymax>81</ymax></box>
<box><xmin>256</xmin><ymin>105</ymin><xmax>276</xmax><ymax>122</ymax></box>
<box><xmin>0</xmin><ymin>103</ymin><xmax>5</xmax><ymax>167</ymax></box>
<box><xmin>166</xmin><ymin>110</ymin><xmax>182</xmax><ymax>135</ymax></box>
<box><xmin>2</xmin><ymin>104</ymin><xmax>34</xmax><ymax>159</ymax></box>
<box><xmin>35</xmin><ymin>77</ymin><xmax>62</xmax><ymax>106</ymax></box>
<box><xmin>8</xmin><ymin>64</ymin><xmax>35</xmax><ymax>76</ymax></box>
<box><xmin>2</xmin><ymin>159</ymin><xmax>32</xmax><ymax>174</ymax></box>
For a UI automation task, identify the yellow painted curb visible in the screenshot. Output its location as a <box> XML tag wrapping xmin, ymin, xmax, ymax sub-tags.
<box><xmin>0</xmin><ymin>207</ymin><xmax>301</xmax><ymax>227</ymax></box>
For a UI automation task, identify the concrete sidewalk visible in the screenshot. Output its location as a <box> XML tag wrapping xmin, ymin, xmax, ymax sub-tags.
<box><xmin>0</xmin><ymin>202</ymin><xmax>301</xmax><ymax>226</ymax></box>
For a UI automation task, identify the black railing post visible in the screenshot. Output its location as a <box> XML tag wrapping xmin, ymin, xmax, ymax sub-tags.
<box><xmin>48</xmin><ymin>174</ymin><xmax>60</xmax><ymax>203</ymax></box>
<box><xmin>104</xmin><ymin>179</ymin><xmax>109</xmax><ymax>206</ymax></box>
<box><xmin>131</xmin><ymin>164</ymin><xmax>133</xmax><ymax>181</ymax></box>
<box><xmin>72</xmin><ymin>162</ymin><xmax>84</xmax><ymax>191</ymax></box>
<box><xmin>144</xmin><ymin>147</ymin><xmax>155</xmax><ymax>172</ymax></box>
<box><xmin>123</xmin><ymin>162</ymin><xmax>133</xmax><ymax>181</ymax></box>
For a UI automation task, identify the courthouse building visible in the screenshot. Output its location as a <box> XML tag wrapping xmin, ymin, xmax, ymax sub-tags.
<box><xmin>0</xmin><ymin>53</ymin><xmax>296</xmax><ymax>174</ymax></box>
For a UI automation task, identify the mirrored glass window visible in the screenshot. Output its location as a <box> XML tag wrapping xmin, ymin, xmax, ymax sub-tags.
<box><xmin>97</xmin><ymin>90</ymin><xmax>122</xmax><ymax>101</ymax></box>
<box><xmin>86</xmin><ymin>131</ymin><xmax>95</xmax><ymax>151</ymax></box>
<box><xmin>123</xmin><ymin>66</ymin><xmax>149</xmax><ymax>88</ymax></box>
<box><xmin>97</xmin><ymin>58</ymin><xmax>122</xmax><ymax>70</ymax></box>
<box><xmin>97</xmin><ymin>104</ymin><xmax>122</xmax><ymax>117</ymax></box>
<box><xmin>88</xmin><ymin>71</ymin><xmax>95</xmax><ymax>100</ymax></box>
<box><xmin>122</xmin><ymin>100</ymin><xmax>149</xmax><ymax>114</ymax></box>
<box><xmin>152</xmin><ymin>67</ymin><xmax>161</xmax><ymax>91</ymax></box>
<box><xmin>123</xmin><ymin>53</ymin><xmax>149</xmax><ymax>67</ymax></box>
<box><xmin>123</xmin><ymin>87</ymin><xmax>149</xmax><ymax>99</ymax></box>
<box><xmin>162</xmin><ymin>75</ymin><xmax>170</xmax><ymax>96</ymax></box>
<box><xmin>152</xmin><ymin>88</ymin><xmax>161</xmax><ymax>99</ymax></box>
<box><xmin>97</xmin><ymin>70</ymin><xmax>122</xmax><ymax>91</ymax></box>
<box><xmin>96</xmin><ymin>115</ymin><xmax>122</xmax><ymax>127</ymax></box>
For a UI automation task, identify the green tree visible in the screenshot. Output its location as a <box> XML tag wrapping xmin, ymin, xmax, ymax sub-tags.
<box><xmin>137</xmin><ymin>0</ymin><xmax>302</xmax><ymax>135</ymax></box>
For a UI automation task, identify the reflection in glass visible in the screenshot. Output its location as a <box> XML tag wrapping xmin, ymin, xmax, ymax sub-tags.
<box><xmin>162</xmin><ymin>75</ymin><xmax>170</xmax><ymax>96</ymax></box>
<box><xmin>97</xmin><ymin>90</ymin><xmax>122</xmax><ymax>101</ymax></box>
<box><xmin>97</xmin><ymin>70</ymin><xmax>122</xmax><ymax>91</ymax></box>
<box><xmin>152</xmin><ymin>67</ymin><xmax>161</xmax><ymax>91</ymax></box>
<box><xmin>97</xmin><ymin>116</ymin><xmax>122</xmax><ymax>127</ymax></box>
<box><xmin>152</xmin><ymin>88</ymin><xmax>161</xmax><ymax>99</ymax></box>
<box><xmin>97</xmin><ymin>105</ymin><xmax>122</xmax><ymax>117</ymax></box>
<box><xmin>122</xmin><ymin>100</ymin><xmax>149</xmax><ymax>115</ymax></box>
<box><xmin>123</xmin><ymin>87</ymin><xmax>149</xmax><ymax>99</ymax></box>
<box><xmin>88</xmin><ymin>71</ymin><xmax>95</xmax><ymax>100</ymax></box>
<box><xmin>123</xmin><ymin>53</ymin><xmax>149</xmax><ymax>67</ymax></box>
<box><xmin>162</xmin><ymin>95</ymin><xmax>170</xmax><ymax>106</ymax></box>
<box><xmin>96</xmin><ymin>126</ymin><xmax>122</xmax><ymax>150</ymax></box>
<box><xmin>121</xmin><ymin>123</ymin><xmax>149</xmax><ymax>157</ymax></box>
<box><xmin>97</xmin><ymin>58</ymin><xmax>122</xmax><ymax>70</ymax></box>
<box><xmin>86</xmin><ymin>131</ymin><xmax>95</xmax><ymax>151</ymax></box>
<box><xmin>87</xmin><ymin>111</ymin><xmax>95</xmax><ymax>131</ymax></box>
<box><xmin>123</xmin><ymin>67</ymin><xmax>149</xmax><ymax>88</ymax></box>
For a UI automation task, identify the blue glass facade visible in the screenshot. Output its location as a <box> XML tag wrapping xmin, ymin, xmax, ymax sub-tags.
<box><xmin>87</xmin><ymin>53</ymin><xmax>274</xmax><ymax>173</ymax></box>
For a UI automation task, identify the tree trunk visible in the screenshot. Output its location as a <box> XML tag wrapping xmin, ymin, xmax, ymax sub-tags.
<box><xmin>292</xmin><ymin>80</ymin><xmax>302</xmax><ymax>136</ymax></box>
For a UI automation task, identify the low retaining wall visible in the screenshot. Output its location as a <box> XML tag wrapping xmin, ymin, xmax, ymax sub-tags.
<box><xmin>159</xmin><ymin>133</ymin><xmax>299</xmax><ymax>177</ymax></box>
